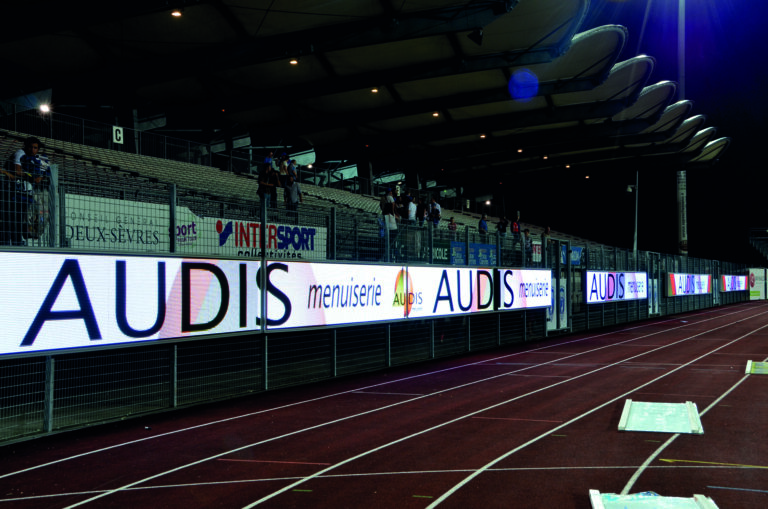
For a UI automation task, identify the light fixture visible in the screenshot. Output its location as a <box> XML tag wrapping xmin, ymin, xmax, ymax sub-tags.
<box><xmin>39</xmin><ymin>104</ymin><xmax>51</xmax><ymax>113</ymax></box>
<box><xmin>289</xmin><ymin>58</ymin><xmax>299</xmax><ymax>65</ymax></box>
<box><xmin>371</xmin><ymin>88</ymin><xmax>379</xmax><ymax>93</ymax></box>
<box><xmin>565</xmin><ymin>164</ymin><xmax>570</xmax><ymax>169</ymax></box>
<box><xmin>432</xmin><ymin>112</ymin><xmax>439</xmax><ymax>117</ymax></box>
<box><xmin>542</xmin><ymin>155</ymin><xmax>548</xmax><ymax>160</ymax></box>
<box><xmin>517</xmin><ymin>148</ymin><xmax>523</xmax><ymax>153</ymax></box>
<box><xmin>485</xmin><ymin>200</ymin><xmax>491</xmax><ymax>205</ymax></box>
<box><xmin>480</xmin><ymin>134</ymin><xmax>486</xmax><ymax>139</ymax></box>
<box><xmin>171</xmin><ymin>9</ymin><xmax>182</xmax><ymax>17</ymax></box>
<box><xmin>585</xmin><ymin>175</ymin><xmax>590</xmax><ymax>179</ymax></box>
<box><xmin>467</xmin><ymin>29</ymin><xmax>484</xmax><ymax>46</ymax></box>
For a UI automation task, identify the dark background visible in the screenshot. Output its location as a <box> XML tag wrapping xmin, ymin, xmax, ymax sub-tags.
<box><xmin>512</xmin><ymin>0</ymin><xmax>765</xmax><ymax>263</ymax></box>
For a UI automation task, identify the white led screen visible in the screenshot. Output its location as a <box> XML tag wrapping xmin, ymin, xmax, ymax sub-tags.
<box><xmin>585</xmin><ymin>271</ymin><xmax>648</xmax><ymax>304</ymax></box>
<box><xmin>0</xmin><ymin>253</ymin><xmax>262</xmax><ymax>356</ymax></box>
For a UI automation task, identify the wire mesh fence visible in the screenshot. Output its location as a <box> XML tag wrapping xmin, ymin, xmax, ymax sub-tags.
<box><xmin>0</xmin><ymin>128</ymin><xmax>754</xmax><ymax>446</ymax></box>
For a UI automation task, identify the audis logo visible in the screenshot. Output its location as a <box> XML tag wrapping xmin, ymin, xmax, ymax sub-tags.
<box><xmin>392</xmin><ymin>269</ymin><xmax>422</xmax><ymax>316</ymax></box>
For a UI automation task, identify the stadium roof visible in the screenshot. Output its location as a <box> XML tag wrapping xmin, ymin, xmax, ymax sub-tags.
<box><xmin>0</xmin><ymin>0</ymin><xmax>729</xmax><ymax>192</ymax></box>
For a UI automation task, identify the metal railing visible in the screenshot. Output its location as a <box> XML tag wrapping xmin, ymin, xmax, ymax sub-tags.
<box><xmin>0</xmin><ymin>136</ymin><xmax>753</xmax><ymax>446</ymax></box>
<box><xmin>0</xmin><ymin>104</ymin><xmax>211</xmax><ymax>166</ymax></box>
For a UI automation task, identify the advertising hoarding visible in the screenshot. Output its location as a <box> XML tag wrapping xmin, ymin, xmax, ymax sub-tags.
<box><xmin>64</xmin><ymin>194</ymin><xmax>327</xmax><ymax>259</ymax></box>
<box><xmin>2</xmin><ymin>253</ymin><xmax>558</xmax><ymax>355</ymax></box>
<box><xmin>497</xmin><ymin>268</ymin><xmax>552</xmax><ymax>311</ymax></box>
<box><xmin>405</xmin><ymin>266</ymin><xmax>495</xmax><ymax>318</ymax></box>
<box><xmin>0</xmin><ymin>253</ymin><xmax>262</xmax><ymax>356</ymax></box>
<box><xmin>667</xmin><ymin>273</ymin><xmax>712</xmax><ymax>297</ymax></box>
<box><xmin>748</xmin><ymin>268</ymin><xmax>766</xmax><ymax>300</ymax></box>
<box><xmin>264</xmin><ymin>262</ymin><xmax>406</xmax><ymax>329</ymax></box>
<box><xmin>64</xmin><ymin>194</ymin><xmax>169</xmax><ymax>251</ymax></box>
<box><xmin>585</xmin><ymin>271</ymin><xmax>648</xmax><ymax>304</ymax></box>
<box><xmin>720</xmin><ymin>275</ymin><xmax>747</xmax><ymax>293</ymax></box>
<box><xmin>190</xmin><ymin>216</ymin><xmax>326</xmax><ymax>260</ymax></box>
<box><xmin>560</xmin><ymin>245</ymin><xmax>584</xmax><ymax>266</ymax></box>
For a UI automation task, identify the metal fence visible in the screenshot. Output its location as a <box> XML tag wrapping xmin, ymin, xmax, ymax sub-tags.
<box><xmin>0</xmin><ymin>105</ymin><xmax>211</xmax><ymax>166</ymax></box>
<box><xmin>0</xmin><ymin>150</ymin><xmax>753</xmax><ymax>446</ymax></box>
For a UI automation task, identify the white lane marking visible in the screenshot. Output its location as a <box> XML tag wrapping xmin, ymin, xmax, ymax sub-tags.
<box><xmin>6</xmin><ymin>305</ymin><xmax>748</xmax><ymax>482</ymax></box>
<box><xmin>239</xmin><ymin>310</ymin><xmax>768</xmax><ymax>508</ymax></box>
<box><xmin>424</xmin><ymin>317</ymin><xmax>768</xmax><ymax>508</ymax></box>
<box><xmin>619</xmin><ymin>353</ymin><xmax>766</xmax><ymax>495</ymax></box>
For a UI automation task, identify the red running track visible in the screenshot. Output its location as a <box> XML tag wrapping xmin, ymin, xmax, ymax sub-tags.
<box><xmin>2</xmin><ymin>302</ymin><xmax>768</xmax><ymax>508</ymax></box>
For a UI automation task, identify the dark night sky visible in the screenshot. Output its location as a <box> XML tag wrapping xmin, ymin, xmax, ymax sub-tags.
<box><xmin>514</xmin><ymin>0</ymin><xmax>767</xmax><ymax>263</ymax></box>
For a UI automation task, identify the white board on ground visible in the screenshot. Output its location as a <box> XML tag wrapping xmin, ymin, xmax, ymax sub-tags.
<box><xmin>617</xmin><ymin>400</ymin><xmax>703</xmax><ymax>434</ymax></box>
<box><xmin>589</xmin><ymin>490</ymin><xmax>719</xmax><ymax>509</ymax></box>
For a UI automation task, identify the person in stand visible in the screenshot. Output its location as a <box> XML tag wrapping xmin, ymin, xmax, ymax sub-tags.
<box><xmin>429</xmin><ymin>197</ymin><xmax>441</xmax><ymax>227</ymax></box>
<box><xmin>416</xmin><ymin>196</ymin><xmax>427</xmax><ymax>227</ymax></box>
<box><xmin>407</xmin><ymin>195</ymin><xmax>417</xmax><ymax>226</ymax></box>
<box><xmin>540</xmin><ymin>225</ymin><xmax>552</xmax><ymax>266</ymax></box>
<box><xmin>257</xmin><ymin>164</ymin><xmax>274</xmax><ymax>209</ymax></box>
<box><xmin>380</xmin><ymin>189</ymin><xmax>398</xmax><ymax>261</ymax></box>
<box><xmin>284</xmin><ymin>159</ymin><xmax>299</xmax><ymax>203</ymax></box>
<box><xmin>285</xmin><ymin>175</ymin><xmax>303</xmax><ymax>224</ymax></box>
<box><xmin>511</xmin><ymin>213</ymin><xmax>521</xmax><ymax>246</ymax></box>
<box><xmin>478</xmin><ymin>214</ymin><xmax>488</xmax><ymax>236</ymax></box>
<box><xmin>497</xmin><ymin>216</ymin><xmax>509</xmax><ymax>237</ymax></box>
<box><xmin>448</xmin><ymin>217</ymin><xmax>458</xmax><ymax>241</ymax></box>
<box><xmin>523</xmin><ymin>228</ymin><xmax>533</xmax><ymax>266</ymax></box>
<box><xmin>268</xmin><ymin>165</ymin><xmax>280</xmax><ymax>210</ymax></box>
<box><xmin>2</xmin><ymin>136</ymin><xmax>47</xmax><ymax>245</ymax></box>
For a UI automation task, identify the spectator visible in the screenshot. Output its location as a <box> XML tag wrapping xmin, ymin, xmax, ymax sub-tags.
<box><xmin>2</xmin><ymin>136</ymin><xmax>47</xmax><ymax>245</ymax></box>
<box><xmin>257</xmin><ymin>165</ymin><xmax>273</xmax><ymax>208</ymax></box>
<box><xmin>269</xmin><ymin>166</ymin><xmax>280</xmax><ymax>209</ymax></box>
<box><xmin>448</xmin><ymin>217</ymin><xmax>458</xmax><ymax>241</ymax></box>
<box><xmin>380</xmin><ymin>188</ymin><xmax>396</xmax><ymax>217</ymax></box>
<box><xmin>263</xmin><ymin>151</ymin><xmax>274</xmax><ymax>175</ymax></box>
<box><xmin>279</xmin><ymin>153</ymin><xmax>289</xmax><ymax>176</ymax></box>
<box><xmin>407</xmin><ymin>195</ymin><xmax>417</xmax><ymax>226</ymax></box>
<box><xmin>541</xmin><ymin>226</ymin><xmax>552</xmax><ymax>248</ymax></box>
<box><xmin>381</xmin><ymin>189</ymin><xmax>398</xmax><ymax>261</ymax></box>
<box><xmin>287</xmin><ymin>159</ymin><xmax>298</xmax><ymax>181</ymax></box>
<box><xmin>541</xmin><ymin>225</ymin><xmax>552</xmax><ymax>267</ymax></box>
<box><xmin>429</xmin><ymin>197</ymin><xmax>441</xmax><ymax>226</ymax></box>
<box><xmin>497</xmin><ymin>216</ymin><xmax>509</xmax><ymax>237</ymax></box>
<box><xmin>511</xmin><ymin>213</ymin><xmax>521</xmax><ymax>247</ymax></box>
<box><xmin>478</xmin><ymin>214</ymin><xmax>488</xmax><ymax>235</ymax></box>
<box><xmin>395</xmin><ymin>195</ymin><xmax>406</xmax><ymax>223</ymax></box>
<box><xmin>285</xmin><ymin>175</ymin><xmax>303</xmax><ymax>213</ymax></box>
<box><xmin>523</xmin><ymin>228</ymin><xmax>533</xmax><ymax>266</ymax></box>
<box><xmin>416</xmin><ymin>196</ymin><xmax>427</xmax><ymax>227</ymax></box>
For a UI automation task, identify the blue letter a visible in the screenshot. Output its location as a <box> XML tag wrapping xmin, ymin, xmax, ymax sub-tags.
<box><xmin>21</xmin><ymin>259</ymin><xmax>101</xmax><ymax>346</ymax></box>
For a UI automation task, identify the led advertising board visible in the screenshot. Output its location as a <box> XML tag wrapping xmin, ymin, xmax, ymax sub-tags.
<box><xmin>585</xmin><ymin>271</ymin><xmax>648</xmax><ymax>304</ymax></box>
<box><xmin>667</xmin><ymin>273</ymin><xmax>712</xmax><ymax>297</ymax></box>
<box><xmin>404</xmin><ymin>266</ymin><xmax>495</xmax><ymax>319</ymax></box>
<box><xmin>263</xmin><ymin>262</ymin><xmax>407</xmax><ymax>329</ymax></box>
<box><xmin>0</xmin><ymin>253</ymin><xmax>263</xmax><ymax>356</ymax></box>
<box><xmin>497</xmin><ymin>269</ymin><xmax>552</xmax><ymax>310</ymax></box>
<box><xmin>720</xmin><ymin>275</ymin><xmax>747</xmax><ymax>292</ymax></box>
<box><xmin>749</xmin><ymin>268</ymin><xmax>766</xmax><ymax>300</ymax></box>
<box><xmin>3</xmin><ymin>253</ymin><xmax>556</xmax><ymax>354</ymax></box>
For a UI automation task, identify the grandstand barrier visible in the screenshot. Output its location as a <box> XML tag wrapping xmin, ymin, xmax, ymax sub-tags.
<box><xmin>0</xmin><ymin>141</ymin><xmax>753</xmax><ymax>445</ymax></box>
